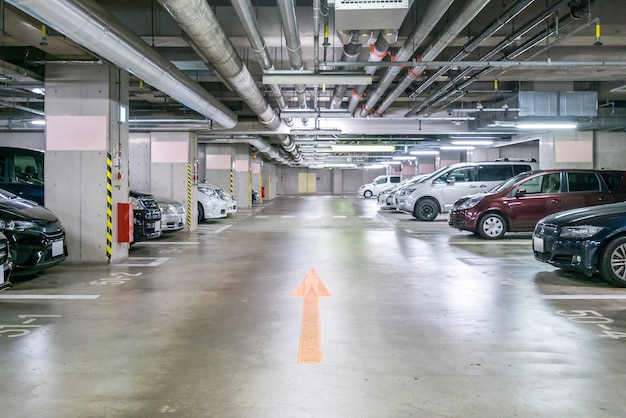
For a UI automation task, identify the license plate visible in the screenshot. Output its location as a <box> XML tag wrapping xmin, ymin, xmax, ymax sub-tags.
<box><xmin>52</xmin><ymin>239</ymin><xmax>64</xmax><ymax>257</ymax></box>
<box><xmin>154</xmin><ymin>221</ymin><xmax>161</xmax><ymax>232</ymax></box>
<box><xmin>532</xmin><ymin>236</ymin><xmax>544</xmax><ymax>253</ymax></box>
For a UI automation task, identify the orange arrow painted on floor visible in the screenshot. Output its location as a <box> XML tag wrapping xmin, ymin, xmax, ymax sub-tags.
<box><xmin>290</xmin><ymin>267</ymin><xmax>332</xmax><ymax>364</ymax></box>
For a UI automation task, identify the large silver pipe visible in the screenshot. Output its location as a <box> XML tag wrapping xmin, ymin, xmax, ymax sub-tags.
<box><xmin>229</xmin><ymin>0</ymin><xmax>289</xmax><ymax>115</ymax></box>
<box><xmin>158</xmin><ymin>0</ymin><xmax>280</xmax><ymax>131</ymax></box>
<box><xmin>407</xmin><ymin>0</ymin><xmax>574</xmax><ymax>117</ymax></box>
<box><xmin>347</xmin><ymin>30</ymin><xmax>396</xmax><ymax>114</ymax></box>
<box><xmin>276</xmin><ymin>0</ymin><xmax>308</xmax><ymax>114</ymax></box>
<box><xmin>358</xmin><ymin>0</ymin><xmax>455</xmax><ymax>117</ymax></box>
<box><xmin>330</xmin><ymin>32</ymin><xmax>363</xmax><ymax>109</ymax></box>
<box><xmin>6</xmin><ymin>0</ymin><xmax>237</xmax><ymax>129</ymax></box>
<box><xmin>374</xmin><ymin>0</ymin><xmax>492</xmax><ymax>116</ymax></box>
<box><xmin>408</xmin><ymin>0</ymin><xmax>535</xmax><ymax>99</ymax></box>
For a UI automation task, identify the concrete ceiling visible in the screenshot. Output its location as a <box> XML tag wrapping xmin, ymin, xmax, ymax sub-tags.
<box><xmin>0</xmin><ymin>0</ymin><xmax>625</xmax><ymax>166</ymax></box>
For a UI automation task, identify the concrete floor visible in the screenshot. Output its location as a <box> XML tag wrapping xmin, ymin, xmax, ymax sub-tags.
<box><xmin>1</xmin><ymin>195</ymin><xmax>626</xmax><ymax>417</ymax></box>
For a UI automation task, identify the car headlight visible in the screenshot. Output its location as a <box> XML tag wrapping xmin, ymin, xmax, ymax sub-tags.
<box><xmin>0</xmin><ymin>219</ymin><xmax>35</xmax><ymax>232</ymax></box>
<box><xmin>130</xmin><ymin>196</ymin><xmax>145</xmax><ymax>211</ymax></box>
<box><xmin>457</xmin><ymin>196</ymin><xmax>484</xmax><ymax>210</ymax></box>
<box><xmin>560</xmin><ymin>225</ymin><xmax>605</xmax><ymax>238</ymax></box>
<box><xmin>399</xmin><ymin>188</ymin><xmax>414</xmax><ymax>196</ymax></box>
<box><xmin>158</xmin><ymin>203</ymin><xmax>176</xmax><ymax>214</ymax></box>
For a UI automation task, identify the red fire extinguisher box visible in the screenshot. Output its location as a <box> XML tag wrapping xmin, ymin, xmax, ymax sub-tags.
<box><xmin>117</xmin><ymin>203</ymin><xmax>134</xmax><ymax>243</ymax></box>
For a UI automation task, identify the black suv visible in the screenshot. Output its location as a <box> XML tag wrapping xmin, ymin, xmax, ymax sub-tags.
<box><xmin>130</xmin><ymin>191</ymin><xmax>162</xmax><ymax>243</ymax></box>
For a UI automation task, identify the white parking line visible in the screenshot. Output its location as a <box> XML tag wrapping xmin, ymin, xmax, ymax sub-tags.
<box><xmin>0</xmin><ymin>295</ymin><xmax>100</xmax><ymax>300</ymax></box>
<box><xmin>542</xmin><ymin>295</ymin><xmax>626</xmax><ymax>300</ymax></box>
<box><xmin>113</xmin><ymin>257</ymin><xmax>169</xmax><ymax>267</ymax></box>
<box><xmin>133</xmin><ymin>241</ymin><xmax>199</xmax><ymax>245</ymax></box>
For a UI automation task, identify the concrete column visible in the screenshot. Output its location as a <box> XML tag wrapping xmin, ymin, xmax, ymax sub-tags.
<box><xmin>232</xmin><ymin>144</ymin><xmax>252</xmax><ymax>207</ymax></box>
<box><xmin>45</xmin><ymin>63</ymin><xmax>130</xmax><ymax>264</ymax></box>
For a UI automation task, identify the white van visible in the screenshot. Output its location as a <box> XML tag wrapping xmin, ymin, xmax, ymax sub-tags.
<box><xmin>398</xmin><ymin>161</ymin><xmax>537</xmax><ymax>220</ymax></box>
<box><xmin>358</xmin><ymin>175</ymin><xmax>401</xmax><ymax>198</ymax></box>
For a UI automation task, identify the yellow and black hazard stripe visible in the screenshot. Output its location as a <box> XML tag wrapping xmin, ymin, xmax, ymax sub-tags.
<box><xmin>106</xmin><ymin>153</ymin><xmax>113</xmax><ymax>260</ymax></box>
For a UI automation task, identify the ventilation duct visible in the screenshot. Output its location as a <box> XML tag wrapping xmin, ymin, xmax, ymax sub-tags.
<box><xmin>6</xmin><ymin>0</ymin><xmax>238</xmax><ymax>129</ymax></box>
<box><xmin>334</xmin><ymin>0</ymin><xmax>414</xmax><ymax>31</ymax></box>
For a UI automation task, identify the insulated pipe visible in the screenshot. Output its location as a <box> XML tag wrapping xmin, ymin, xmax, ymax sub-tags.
<box><xmin>6</xmin><ymin>0</ymin><xmax>237</xmax><ymax>129</ymax></box>
<box><xmin>359</xmin><ymin>0</ymin><xmax>454</xmax><ymax>117</ymax></box>
<box><xmin>277</xmin><ymin>134</ymin><xmax>302</xmax><ymax>163</ymax></box>
<box><xmin>229</xmin><ymin>0</ymin><xmax>290</xmax><ymax>123</ymax></box>
<box><xmin>158</xmin><ymin>0</ymin><xmax>280</xmax><ymax>131</ymax></box>
<box><xmin>406</xmin><ymin>0</ymin><xmax>574</xmax><ymax>117</ymax></box>
<box><xmin>374</xmin><ymin>0</ymin><xmax>491</xmax><ymax>116</ymax></box>
<box><xmin>330</xmin><ymin>33</ymin><xmax>363</xmax><ymax>109</ymax></box>
<box><xmin>276</xmin><ymin>0</ymin><xmax>308</xmax><ymax>114</ymax></box>
<box><xmin>408</xmin><ymin>0</ymin><xmax>534</xmax><ymax>99</ymax></box>
<box><xmin>347</xmin><ymin>30</ymin><xmax>396</xmax><ymax>114</ymax></box>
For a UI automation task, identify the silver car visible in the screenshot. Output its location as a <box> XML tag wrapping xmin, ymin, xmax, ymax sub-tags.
<box><xmin>197</xmin><ymin>186</ymin><xmax>228</xmax><ymax>222</ymax></box>
<box><xmin>156</xmin><ymin>197</ymin><xmax>186</xmax><ymax>232</ymax></box>
<box><xmin>199</xmin><ymin>183</ymin><xmax>237</xmax><ymax>215</ymax></box>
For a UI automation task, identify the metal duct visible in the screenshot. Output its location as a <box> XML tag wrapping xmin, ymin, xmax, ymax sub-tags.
<box><xmin>158</xmin><ymin>0</ymin><xmax>280</xmax><ymax>131</ymax></box>
<box><xmin>408</xmin><ymin>0</ymin><xmax>535</xmax><ymax>99</ymax></box>
<box><xmin>330</xmin><ymin>32</ymin><xmax>363</xmax><ymax>109</ymax></box>
<box><xmin>406</xmin><ymin>0</ymin><xmax>574</xmax><ymax>117</ymax></box>
<box><xmin>229</xmin><ymin>0</ymin><xmax>289</xmax><ymax>116</ymax></box>
<box><xmin>276</xmin><ymin>0</ymin><xmax>308</xmax><ymax>116</ymax></box>
<box><xmin>374</xmin><ymin>0</ymin><xmax>492</xmax><ymax>116</ymax></box>
<box><xmin>347</xmin><ymin>30</ymin><xmax>396</xmax><ymax>114</ymax></box>
<box><xmin>6</xmin><ymin>0</ymin><xmax>237</xmax><ymax>129</ymax></box>
<box><xmin>359</xmin><ymin>0</ymin><xmax>454</xmax><ymax>117</ymax></box>
<box><xmin>247</xmin><ymin>137</ymin><xmax>290</xmax><ymax>164</ymax></box>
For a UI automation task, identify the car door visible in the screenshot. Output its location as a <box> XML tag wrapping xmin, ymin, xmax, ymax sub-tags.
<box><xmin>565</xmin><ymin>171</ymin><xmax>611</xmax><ymax>208</ymax></box>
<box><xmin>505</xmin><ymin>172</ymin><xmax>566</xmax><ymax>230</ymax></box>
<box><xmin>440</xmin><ymin>166</ymin><xmax>479</xmax><ymax>212</ymax></box>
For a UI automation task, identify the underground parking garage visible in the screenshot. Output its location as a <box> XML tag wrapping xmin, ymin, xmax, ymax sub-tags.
<box><xmin>2</xmin><ymin>0</ymin><xmax>626</xmax><ymax>416</ymax></box>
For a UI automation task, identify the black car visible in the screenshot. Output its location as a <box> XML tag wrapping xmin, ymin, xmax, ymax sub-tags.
<box><xmin>0</xmin><ymin>232</ymin><xmax>12</xmax><ymax>291</ymax></box>
<box><xmin>533</xmin><ymin>202</ymin><xmax>626</xmax><ymax>287</ymax></box>
<box><xmin>130</xmin><ymin>191</ymin><xmax>162</xmax><ymax>243</ymax></box>
<box><xmin>0</xmin><ymin>189</ymin><xmax>68</xmax><ymax>276</ymax></box>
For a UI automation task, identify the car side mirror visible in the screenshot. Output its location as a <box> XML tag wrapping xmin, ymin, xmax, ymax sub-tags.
<box><xmin>516</xmin><ymin>188</ymin><xmax>526</xmax><ymax>197</ymax></box>
<box><xmin>446</xmin><ymin>177</ymin><xmax>455</xmax><ymax>185</ymax></box>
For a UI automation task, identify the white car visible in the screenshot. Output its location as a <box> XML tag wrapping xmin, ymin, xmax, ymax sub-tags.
<box><xmin>377</xmin><ymin>174</ymin><xmax>428</xmax><ymax>208</ymax></box>
<box><xmin>197</xmin><ymin>186</ymin><xmax>228</xmax><ymax>222</ymax></box>
<box><xmin>199</xmin><ymin>183</ymin><xmax>237</xmax><ymax>215</ymax></box>
<box><xmin>358</xmin><ymin>175</ymin><xmax>401</xmax><ymax>198</ymax></box>
<box><xmin>156</xmin><ymin>197</ymin><xmax>186</xmax><ymax>231</ymax></box>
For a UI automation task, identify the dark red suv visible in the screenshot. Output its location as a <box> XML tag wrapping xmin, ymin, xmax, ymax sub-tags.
<box><xmin>449</xmin><ymin>169</ymin><xmax>626</xmax><ymax>239</ymax></box>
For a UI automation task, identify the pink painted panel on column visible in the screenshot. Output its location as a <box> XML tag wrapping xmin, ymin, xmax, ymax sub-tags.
<box><xmin>206</xmin><ymin>154</ymin><xmax>231</xmax><ymax>169</ymax></box>
<box><xmin>47</xmin><ymin>116</ymin><xmax>107</xmax><ymax>151</ymax></box>
<box><xmin>235</xmin><ymin>159</ymin><xmax>249</xmax><ymax>172</ymax></box>
<box><xmin>152</xmin><ymin>141</ymin><xmax>189</xmax><ymax>163</ymax></box>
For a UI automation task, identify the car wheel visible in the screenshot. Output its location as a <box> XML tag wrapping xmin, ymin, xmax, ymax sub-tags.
<box><xmin>599</xmin><ymin>236</ymin><xmax>626</xmax><ymax>287</ymax></box>
<box><xmin>363</xmin><ymin>190</ymin><xmax>373</xmax><ymax>198</ymax></box>
<box><xmin>414</xmin><ymin>198</ymin><xmax>438</xmax><ymax>221</ymax></box>
<box><xmin>197</xmin><ymin>203</ymin><xmax>204</xmax><ymax>223</ymax></box>
<box><xmin>477</xmin><ymin>213</ymin><xmax>506</xmax><ymax>239</ymax></box>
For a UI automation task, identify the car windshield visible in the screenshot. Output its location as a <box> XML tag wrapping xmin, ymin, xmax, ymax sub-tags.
<box><xmin>488</xmin><ymin>171</ymin><xmax>534</xmax><ymax>193</ymax></box>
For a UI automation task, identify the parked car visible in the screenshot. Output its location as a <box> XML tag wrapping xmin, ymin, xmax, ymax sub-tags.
<box><xmin>399</xmin><ymin>161</ymin><xmax>538</xmax><ymax>221</ymax></box>
<box><xmin>0</xmin><ymin>232</ymin><xmax>12</xmax><ymax>291</ymax></box>
<box><xmin>156</xmin><ymin>197</ymin><xmax>186</xmax><ymax>232</ymax></box>
<box><xmin>0</xmin><ymin>146</ymin><xmax>45</xmax><ymax>205</ymax></box>
<box><xmin>251</xmin><ymin>189</ymin><xmax>260</xmax><ymax>203</ymax></box>
<box><xmin>197</xmin><ymin>186</ymin><xmax>227</xmax><ymax>222</ymax></box>
<box><xmin>449</xmin><ymin>169</ymin><xmax>626</xmax><ymax>239</ymax></box>
<box><xmin>533</xmin><ymin>201</ymin><xmax>626</xmax><ymax>287</ymax></box>
<box><xmin>130</xmin><ymin>190</ymin><xmax>162</xmax><ymax>243</ymax></box>
<box><xmin>199</xmin><ymin>182</ymin><xmax>237</xmax><ymax>215</ymax></box>
<box><xmin>359</xmin><ymin>175</ymin><xmax>401</xmax><ymax>198</ymax></box>
<box><xmin>0</xmin><ymin>188</ymin><xmax>67</xmax><ymax>276</ymax></box>
<box><xmin>378</xmin><ymin>174</ymin><xmax>428</xmax><ymax>208</ymax></box>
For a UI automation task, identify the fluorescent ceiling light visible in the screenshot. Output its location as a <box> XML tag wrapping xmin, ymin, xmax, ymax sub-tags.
<box><xmin>450</xmin><ymin>140</ymin><xmax>493</xmax><ymax>145</ymax></box>
<box><xmin>30</xmin><ymin>88</ymin><xmax>45</xmax><ymax>95</ymax></box>
<box><xmin>382</xmin><ymin>161</ymin><xmax>402</xmax><ymax>165</ymax></box>
<box><xmin>330</xmin><ymin>145</ymin><xmax>395</xmax><ymax>152</ymax></box>
<box><xmin>263</xmin><ymin>71</ymin><xmax>372</xmax><ymax>85</ymax></box>
<box><xmin>30</xmin><ymin>120</ymin><xmax>46</xmax><ymax>125</ymax></box>
<box><xmin>392</xmin><ymin>156</ymin><xmax>417</xmax><ymax>160</ymax></box>
<box><xmin>516</xmin><ymin>122</ymin><xmax>577</xmax><ymax>129</ymax></box>
<box><xmin>440</xmin><ymin>145</ymin><xmax>475</xmax><ymax>150</ymax></box>
<box><xmin>409</xmin><ymin>150</ymin><xmax>440</xmax><ymax>155</ymax></box>
<box><xmin>310</xmin><ymin>163</ymin><xmax>357</xmax><ymax>169</ymax></box>
<box><xmin>365</xmin><ymin>164</ymin><xmax>386</xmax><ymax>169</ymax></box>
<box><xmin>449</xmin><ymin>136</ymin><xmax>499</xmax><ymax>140</ymax></box>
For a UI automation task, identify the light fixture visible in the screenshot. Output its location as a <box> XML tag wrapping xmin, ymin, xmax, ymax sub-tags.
<box><xmin>392</xmin><ymin>156</ymin><xmax>417</xmax><ymax>160</ymax></box>
<box><xmin>409</xmin><ymin>150</ymin><xmax>440</xmax><ymax>155</ymax></box>
<box><xmin>263</xmin><ymin>71</ymin><xmax>373</xmax><ymax>85</ymax></box>
<box><xmin>382</xmin><ymin>161</ymin><xmax>402</xmax><ymax>165</ymax></box>
<box><xmin>118</xmin><ymin>105</ymin><xmax>128</xmax><ymax>123</ymax></box>
<box><xmin>440</xmin><ymin>145</ymin><xmax>475</xmax><ymax>150</ymax></box>
<box><xmin>309</xmin><ymin>163</ymin><xmax>357</xmax><ymax>169</ymax></box>
<box><xmin>450</xmin><ymin>140</ymin><xmax>493</xmax><ymax>146</ymax></box>
<box><xmin>516</xmin><ymin>122</ymin><xmax>577</xmax><ymax>129</ymax></box>
<box><xmin>30</xmin><ymin>88</ymin><xmax>45</xmax><ymax>95</ymax></box>
<box><xmin>365</xmin><ymin>164</ymin><xmax>386</xmax><ymax>169</ymax></box>
<box><xmin>330</xmin><ymin>145</ymin><xmax>395</xmax><ymax>152</ymax></box>
<box><xmin>30</xmin><ymin>119</ymin><xmax>46</xmax><ymax>125</ymax></box>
